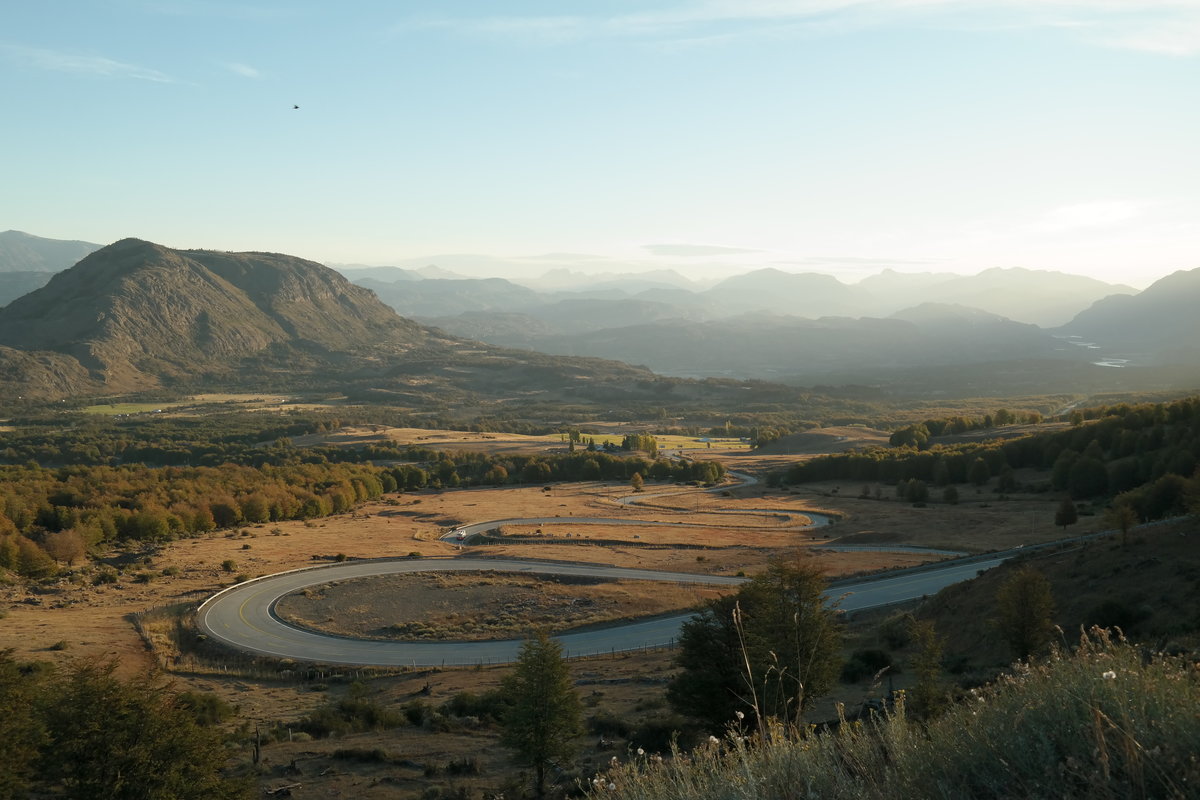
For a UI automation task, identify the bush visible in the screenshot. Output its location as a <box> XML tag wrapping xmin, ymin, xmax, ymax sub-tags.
<box><xmin>176</xmin><ymin>691</ymin><xmax>236</xmax><ymax>726</ymax></box>
<box><xmin>296</xmin><ymin>686</ymin><xmax>406</xmax><ymax>738</ymax></box>
<box><xmin>587</xmin><ymin>709</ymin><xmax>633</xmax><ymax>738</ymax></box>
<box><xmin>92</xmin><ymin>569</ymin><xmax>119</xmax><ymax>586</ymax></box>
<box><xmin>631</xmin><ymin>713</ymin><xmax>693</xmax><ymax>752</ymax></box>
<box><xmin>878</xmin><ymin>611</ymin><xmax>915</xmax><ymax>650</ymax></box>
<box><xmin>592</xmin><ymin>630</ymin><xmax>1200</xmax><ymax>800</ymax></box>
<box><xmin>840</xmin><ymin>649</ymin><xmax>893</xmax><ymax>683</ymax></box>
<box><xmin>441</xmin><ymin>689</ymin><xmax>508</xmax><ymax>722</ymax></box>
<box><xmin>1086</xmin><ymin>599</ymin><xmax>1151</xmax><ymax>632</ymax></box>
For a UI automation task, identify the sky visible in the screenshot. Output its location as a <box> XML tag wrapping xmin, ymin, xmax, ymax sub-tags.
<box><xmin>2</xmin><ymin>1</ymin><xmax>1198</xmax><ymax>288</ymax></box>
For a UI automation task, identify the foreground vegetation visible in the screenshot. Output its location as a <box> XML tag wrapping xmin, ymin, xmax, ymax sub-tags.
<box><xmin>0</xmin><ymin>654</ymin><xmax>251</xmax><ymax>799</ymax></box>
<box><xmin>591</xmin><ymin>630</ymin><xmax>1200</xmax><ymax>800</ymax></box>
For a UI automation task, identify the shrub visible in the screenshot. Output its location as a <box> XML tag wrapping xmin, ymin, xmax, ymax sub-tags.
<box><xmin>591</xmin><ymin>630</ymin><xmax>1200</xmax><ymax>800</ymax></box>
<box><xmin>587</xmin><ymin>710</ymin><xmax>633</xmax><ymax>738</ymax></box>
<box><xmin>840</xmin><ymin>649</ymin><xmax>893</xmax><ymax>683</ymax></box>
<box><xmin>441</xmin><ymin>689</ymin><xmax>508</xmax><ymax>722</ymax></box>
<box><xmin>296</xmin><ymin>685</ymin><xmax>405</xmax><ymax>738</ymax></box>
<box><xmin>1086</xmin><ymin>599</ymin><xmax>1151</xmax><ymax>633</ymax></box>
<box><xmin>176</xmin><ymin>691</ymin><xmax>236</xmax><ymax>726</ymax></box>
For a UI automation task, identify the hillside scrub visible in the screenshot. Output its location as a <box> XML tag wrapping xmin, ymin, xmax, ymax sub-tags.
<box><xmin>591</xmin><ymin>630</ymin><xmax>1200</xmax><ymax>800</ymax></box>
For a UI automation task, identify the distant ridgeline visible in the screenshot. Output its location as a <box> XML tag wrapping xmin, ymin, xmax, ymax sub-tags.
<box><xmin>773</xmin><ymin>395</ymin><xmax>1200</xmax><ymax>522</ymax></box>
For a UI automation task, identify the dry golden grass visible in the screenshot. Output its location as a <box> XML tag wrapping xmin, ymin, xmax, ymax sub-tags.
<box><xmin>275</xmin><ymin>570</ymin><xmax>730</xmax><ymax>641</ymax></box>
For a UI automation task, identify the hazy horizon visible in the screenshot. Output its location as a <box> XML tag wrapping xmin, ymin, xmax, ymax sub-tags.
<box><xmin>4</xmin><ymin>1</ymin><xmax>1197</xmax><ymax>290</ymax></box>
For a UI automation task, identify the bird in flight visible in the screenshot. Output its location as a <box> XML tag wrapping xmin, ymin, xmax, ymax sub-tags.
<box><xmin>293</xmin><ymin>104</ymin><xmax>300</xmax><ymax>110</ymax></box>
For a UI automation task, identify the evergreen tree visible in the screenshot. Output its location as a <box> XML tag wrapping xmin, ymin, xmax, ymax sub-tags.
<box><xmin>28</xmin><ymin>659</ymin><xmax>251</xmax><ymax>800</ymax></box>
<box><xmin>499</xmin><ymin>631</ymin><xmax>583</xmax><ymax>798</ymax></box>
<box><xmin>995</xmin><ymin>566</ymin><xmax>1056</xmax><ymax>661</ymax></box>
<box><xmin>908</xmin><ymin>619</ymin><xmax>946</xmax><ymax>719</ymax></box>
<box><xmin>668</xmin><ymin>559</ymin><xmax>842</xmax><ymax>729</ymax></box>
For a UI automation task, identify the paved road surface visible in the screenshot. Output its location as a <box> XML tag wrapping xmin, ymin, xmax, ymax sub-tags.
<box><xmin>196</xmin><ymin>551</ymin><xmax>1008</xmax><ymax>667</ymax></box>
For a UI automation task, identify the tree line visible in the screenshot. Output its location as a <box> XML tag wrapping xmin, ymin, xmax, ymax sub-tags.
<box><xmin>774</xmin><ymin>395</ymin><xmax>1200</xmax><ymax>521</ymax></box>
<box><xmin>0</xmin><ymin>445</ymin><xmax>725</xmax><ymax>578</ymax></box>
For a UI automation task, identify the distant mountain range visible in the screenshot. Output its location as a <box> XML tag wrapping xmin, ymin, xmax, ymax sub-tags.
<box><xmin>0</xmin><ymin>239</ymin><xmax>670</xmax><ymax>404</ymax></box>
<box><xmin>0</xmin><ymin>231</ymin><xmax>103</xmax><ymax>306</ymax></box>
<box><xmin>0</xmin><ymin>230</ymin><xmax>101</xmax><ymax>273</ymax></box>
<box><xmin>2</xmin><ymin>233</ymin><xmax>1196</xmax><ymax>399</ymax></box>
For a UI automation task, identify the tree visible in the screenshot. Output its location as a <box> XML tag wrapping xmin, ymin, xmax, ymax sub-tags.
<box><xmin>630</xmin><ymin>472</ymin><xmax>644</xmax><ymax>493</ymax></box>
<box><xmin>995</xmin><ymin>566</ymin><xmax>1056</xmax><ymax>661</ymax></box>
<box><xmin>33</xmin><ymin>659</ymin><xmax>252</xmax><ymax>800</ymax></box>
<box><xmin>941</xmin><ymin>485</ymin><xmax>959</xmax><ymax>505</ymax></box>
<box><xmin>968</xmin><ymin>457</ymin><xmax>990</xmax><ymax>487</ymax></box>
<box><xmin>1054</xmin><ymin>497</ymin><xmax>1078</xmax><ymax>531</ymax></box>
<box><xmin>907</xmin><ymin>619</ymin><xmax>946</xmax><ymax>719</ymax></box>
<box><xmin>668</xmin><ymin>558</ymin><xmax>842</xmax><ymax>729</ymax></box>
<box><xmin>1105</xmin><ymin>501</ymin><xmax>1137</xmax><ymax>547</ymax></box>
<box><xmin>0</xmin><ymin>651</ymin><xmax>46</xmax><ymax>799</ymax></box>
<box><xmin>499</xmin><ymin>631</ymin><xmax>583</xmax><ymax>798</ymax></box>
<box><xmin>42</xmin><ymin>529</ymin><xmax>86</xmax><ymax>565</ymax></box>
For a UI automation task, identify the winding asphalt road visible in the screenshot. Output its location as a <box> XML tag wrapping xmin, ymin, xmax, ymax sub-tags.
<box><xmin>196</xmin><ymin>553</ymin><xmax>1009</xmax><ymax>666</ymax></box>
<box><xmin>196</xmin><ymin>484</ymin><xmax>998</xmax><ymax>666</ymax></box>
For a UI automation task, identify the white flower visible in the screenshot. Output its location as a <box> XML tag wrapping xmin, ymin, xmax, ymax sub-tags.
<box><xmin>607</xmin><ymin>782</ymin><xmax>617</xmax><ymax>791</ymax></box>
<box><xmin>637</xmin><ymin>748</ymin><xmax>645</xmax><ymax>756</ymax></box>
<box><xmin>735</xmin><ymin>711</ymin><xmax>745</xmax><ymax>720</ymax></box>
<box><xmin>1103</xmin><ymin>670</ymin><xmax>1117</xmax><ymax>680</ymax></box>
<box><xmin>709</xmin><ymin>735</ymin><xmax>720</xmax><ymax>744</ymax></box>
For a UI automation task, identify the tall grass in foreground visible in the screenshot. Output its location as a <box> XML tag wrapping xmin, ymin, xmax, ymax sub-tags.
<box><xmin>590</xmin><ymin>630</ymin><xmax>1199</xmax><ymax>799</ymax></box>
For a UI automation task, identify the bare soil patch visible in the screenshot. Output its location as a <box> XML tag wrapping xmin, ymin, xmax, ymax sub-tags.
<box><xmin>275</xmin><ymin>570</ymin><xmax>728</xmax><ymax>641</ymax></box>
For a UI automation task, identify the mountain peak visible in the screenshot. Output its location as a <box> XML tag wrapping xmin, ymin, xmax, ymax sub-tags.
<box><xmin>0</xmin><ymin>239</ymin><xmax>425</xmax><ymax>392</ymax></box>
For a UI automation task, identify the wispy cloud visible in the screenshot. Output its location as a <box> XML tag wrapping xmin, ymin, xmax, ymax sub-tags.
<box><xmin>402</xmin><ymin>1</ymin><xmax>1200</xmax><ymax>55</ymax></box>
<box><xmin>1</xmin><ymin>43</ymin><xmax>173</xmax><ymax>82</ymax></box>
<box><xmin>222</xmin><ymin>61</ymin><xmax>262</xmax><ymax>79</ymax></box>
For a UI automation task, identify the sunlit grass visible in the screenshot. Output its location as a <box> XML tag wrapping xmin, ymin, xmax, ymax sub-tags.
<box><xmin>80</xmin><ymin>402</ymin><xmax>183</xmax><ymax>415</ymax></box>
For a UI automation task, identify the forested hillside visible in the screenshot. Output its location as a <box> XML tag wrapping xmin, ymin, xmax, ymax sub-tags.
<box><xmin>776</xmin><ymin>395</ymin><xmax>1200</xmax><ymax>522</ymax></box>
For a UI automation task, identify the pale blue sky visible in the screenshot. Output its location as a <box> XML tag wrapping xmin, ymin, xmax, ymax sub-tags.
<box><xmin>2</xmin><ymin>1</ymin><xmax>1197</xmax><ymax>287</ymax></box>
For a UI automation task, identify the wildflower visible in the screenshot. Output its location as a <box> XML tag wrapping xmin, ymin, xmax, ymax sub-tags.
<box><xmin>709</xmin><ymin>735</ymin><xmax>720</xmax><ymax>744</ymax></box>
<box><xmin>1102</xmin><ymin>670</ymin><xmax>1116</xmax><ymax>679</ymax></box>
<box><xmin>735</xmin><ymin>710</ymin><xmax>745</xmax><ymax>720</ymax></box>
<box><xmin>637</xmin><ymin>748</ymin><xmax>645</xmax><ymax>756</ymax></box>
<box><xmin>607</xmin><ymin>782</ymin><xmax>617</xmax><ymax>791</ymax></box>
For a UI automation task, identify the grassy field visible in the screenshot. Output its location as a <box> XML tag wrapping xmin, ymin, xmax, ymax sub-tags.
<box><xmin>81</xmin><ymin>401</ymin><xmax>185</xmax><ymax>415</ymax></box>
